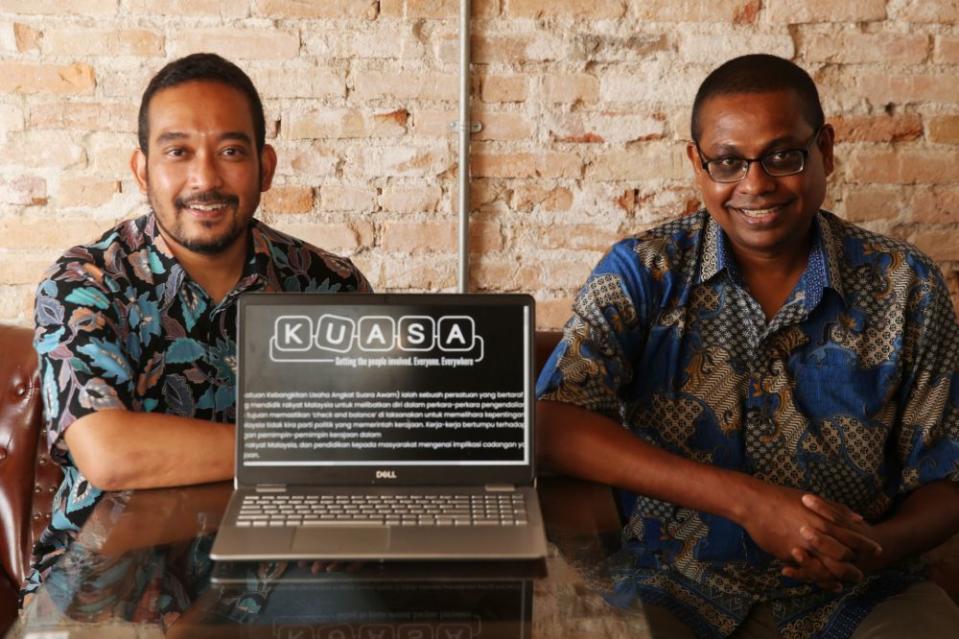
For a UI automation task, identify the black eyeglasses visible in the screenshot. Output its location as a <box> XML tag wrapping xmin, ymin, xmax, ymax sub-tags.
<box><xmin>696</xmin><ymin>128</ymin><xmax>823</xmax><ymax>183</ymax></box>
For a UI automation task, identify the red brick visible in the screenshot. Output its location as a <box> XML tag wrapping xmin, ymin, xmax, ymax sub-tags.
<box><xmin>274</xmin><ymin>221</ymin><xmax>374</xmax><ymax>255</ymax></box>
<box><xmin>541</xmin><ymin>259</ymin><xmax>596</xmax><ymax>289</ymax></box>
<box><xmin>841</xmin><ymin>187</ymin><xmax>904</xmax><ymax>223</ymax></box>
<box><xmin>470</xmin><ymin>258</ymin><xmax>541</xmax><ymax>292</ymax></box>
<box><xmin>0</xmin><ymin>175</ymin><xmax>46</xmax><ymax>206</ymax></box>
<box><xmin>928</xmin><ymin>116</ymin><xmax>959</xmax><ymax>144</ymax></box>
<box><xmin>847</xmin><ymin>149</ymin><xmax>957</xmax><ymax>185</ymax></box>
<box><xmin>799</xmin><ymin>30</ymin><xmax>929</xmax><ymax>64</ymax></box>
<box><xmin>0</xmin><ymin>252</ymin><xmax>56</xmax><ymax>285</ymax></box>
<box><xmin>480</xmin><ymin>75</ymin><xmax>528</xmax><ymax>103</ymax></box>
<box><xmin>507</xmin><ymin>0</ymin><xmax>626</xmax><ymax>19</ymax></box>
<box><xmin>891</xmin><ymin>0</ymin><xmax>959</xmax><ymax>22</ymax></box>
<box><xmin>586</xmin><ymin>143</ymin><xmax>687</xmax><ymax>182</ymax></box>
<box><xmin>473</xmin><ymin>112</ymin><xmax>533</xmax><ymax>141</ymax></box>
<box><xmin>29</xmin><ymin>101</ymin><xmax>137</xmax><ymax>132</ymax></box>
<box><xmin>831</xmin><ymin>114</ymin><xmax>923</xmax><ymax>143</ymax></box>
<box><xmin>320</xmin><ymin>185</ymin><xmax>377</xmax><ymax>212</ymax></box>
<box><xmin>509</xmin><ymin>185</ymin><xmax>574</xmax><ymax>212</ymax></box>
<box><xmin>910</xmin><ymin>230</ymin><xmax>959</xmax><ymax>261</ymax></box>
<box><xmin>250</xmin><ymin>67</ymin><xmax>345</xmax><ymax>99</ymax></box>
<box><xmin>537</xmin><ymin>297</ymin><xmax>574</xmax><ymax>330</ymax></box>
<box><xmin>935</xmin><ymin>36</ymin><xmax>959</xmax><ymax>64</ymax></box>
<box><xmin>855</xmin><ymin>74</ymin><xmax>958</xmax><ymax>105</ymax></box>
<box><xmin>681</xmin><ymin>33</ymin><xmax>794</xmax><ymax>63</ymax></box>
<box><xmin>544</xmin><ymin>73</ymin><xmax>599</xmax><ymax>104</ymax></box>
<box><xmin>470</xmin><ymin>220</ymin><xmax>505</xmax><ymax>254</ymax></box>
<box><xmin>535</xmin><ymin>223</ymin><xmax>621</xmax><ymax>252</ymax></box>
<box><xmin>472</xmin><ymin>32</ymin><xmax>567</xmax><ymax>65</ymax></box>
<box><xmin>0</xmin><ymin>0</ymin><xmax>116</xmax><ymax>15</ymax></box>
<box><xmin>125</xmin><ymin>0</ymin><xmax>249</xmax><ymax>16</ymax></box>
<box><xmin>381</xmin><ymin>220</ymin><xmax>456</xmax><ymax>253</ymax></box>
<box><xmin>42</xmin><ymin>28</ymin><xmax>164</xmax><ymax>57</ymax></box>
<box><xmin>0</xmin><ymin>103</ymin><xmax>23</xmax><ymax>132</ymax></box>
<box><xmin>912</xmin><ymin>189</ymin><xmax>959</xmax><ymax>224</ymax></box>
<box><xmin>600</xmin><ymin>67</ymin><xmax>701</xmax><ymax>106</ymax></box>
<box><xmin>360</xmin><ymin>145</ymin><xmax>451</xmax><ymax>177</ymax></box>
<box><xmin>286</xmin><ymin>108</ymin><xmax>406</xmax><ymax>140</ymax></box>
<box><xmin>380</xmin><ymin>0</ymin><xmax>500</xmax><ymax>18</ymax></box>
<box><xmin>0</xmin><ymin>285</ymin><xmax>34</xmax><ymax>324</ymax></box>
<box><xmin>764</xmin><ymin>0</ymin><xmax>886</xmax><ymax>23</ymax></box>
<box><xmin>170</xmin><ymin>29</ymin><xmax>300</xmax><ymax>60</ymax></box>
<box><xmin>411</xmin><ymin>109</ymin><xmax>456</xmax><ymax>137</ymax></box>
<box><xmin>253</xmin><ymin>0</ymin><xmax>376</xmax><ymax>18</ymax></box>
<box><xmin>635</xmin><ymin>0</ymin><xmax>766</xmax><ymax>21</ymax></box>
<box><xmin>471</xmin><ymin>152</ymin><xmax>582</xmax><ymax>179</ymax></box>
<box><xmin>281</xmin><ymin>143</ymin><xmax>339</xmax><ymax>178</ymax></box>
<box><xmin>261</xmin><ymin>185</ymin><xmax>314</xmax><ymax>214</ymax></box>
<box><xmin>57</xmin><ymin>177</ymin><xmax>120</xmax><ymax>208</ymax></box>
<box><xmin>0</xmin><ymin>217</ymin><xmax>116</xmax><ymax>250</ymax></box>
<box><xmin>1</xmin><ymin>132</ymin><xmax>85</xmax><ymax>169</ymax></box>
<box><xmin>354</xmin><ymin>71</ymin><xmax>458</xmax><ymax>101</ymax></box>
<box><xmin>548</xmin><ymin>113</ymin><xmax>665</xmax><ymax>144</ymax></box>
<box><xmin>0</xmin><ymin>62</ymin><xmax>96</xmax><ymax>96</ymax></box>
<box><xmin>379</xmin><ymin>185</ymin><xmax>442</xmax><ymax>214</ymax></box>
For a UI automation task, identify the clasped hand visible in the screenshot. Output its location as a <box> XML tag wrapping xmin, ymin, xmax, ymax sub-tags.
<box><xmin>743</xmin><ymin>485</ymin><xmax>883</xmax><ymax>592</ymax></box>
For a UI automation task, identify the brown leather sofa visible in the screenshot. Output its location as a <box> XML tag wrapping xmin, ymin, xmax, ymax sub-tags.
<box><xmin>0</xmin><ymin>325</ymin><xmax>955</xmax><ymax>636</ymax></box>
<box><xmin>0</xmin><ymin>324</ymin><xmax>62</xmax><ymax>634</ymax></box>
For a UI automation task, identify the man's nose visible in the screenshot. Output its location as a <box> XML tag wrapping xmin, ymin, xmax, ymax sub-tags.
<box><xmin>737</xmin><ymin>160</ymin><xmax>776</xmax><ymax>195</ymax></box>
<box><xmin>189</xmin><ymin>151</ymin><xmax>223</xmax><ymax>190</ymax></box>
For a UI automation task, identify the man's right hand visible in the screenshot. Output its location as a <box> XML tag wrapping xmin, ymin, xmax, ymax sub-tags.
<box><xmin>739</xmin><ymin>480</ymin><xmax>882</xmax><ymax>590</ymax></box>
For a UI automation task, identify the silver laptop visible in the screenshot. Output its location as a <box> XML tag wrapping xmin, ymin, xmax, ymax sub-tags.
<box><xmin>210</xmin><ymin>293</ymin><xmax>547</xmax><ymax>561</ymax></box>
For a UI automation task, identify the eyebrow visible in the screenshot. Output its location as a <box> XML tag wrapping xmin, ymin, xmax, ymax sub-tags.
<box><xmin>153</xmin><ymin>131</ymin><xmax>254</xmax><ymax>145</ymax></box>
<box><xmin>708</xmin><ymin>135</ymin><xmax>805</xmax><ymax>156</ymax></box>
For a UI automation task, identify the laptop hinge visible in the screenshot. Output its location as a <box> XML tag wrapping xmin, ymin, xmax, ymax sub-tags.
<box><xmin>255</xmin><ymin>484</ymin><xmax>287</xmax><ymax>493</ymax></box>
<box><xmin>484</xmin><ymin>484</ymin><xmax>516</xmax><ymax>492</ymax></box>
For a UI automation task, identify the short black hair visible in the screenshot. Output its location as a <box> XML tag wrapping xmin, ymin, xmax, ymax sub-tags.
<box><xmin>690</xmin><ymin>54</ymin><xmax>824</xmax><ymax>143</ymax></box>
<box><xmin>137</xmin><ymin>52</ymin><xmax>265</xmax><ymax>154</ymax></box>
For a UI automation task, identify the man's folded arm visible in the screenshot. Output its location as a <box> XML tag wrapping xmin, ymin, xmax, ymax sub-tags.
<box><xmin>63</xmin><ymin>408</ymin><xmax>235</xmax><ymax>491</ymax></box>
<box><xmin>536</xmin><ymin>398</ymin><xmax>881</xmax><ymax>574</ymax></box>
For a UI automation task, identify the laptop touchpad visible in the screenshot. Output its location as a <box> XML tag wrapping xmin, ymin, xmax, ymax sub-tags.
<box><xmin>292</xmin><ymin>528</ymin><xmax>389</xmax><ymax>553</ymax></box>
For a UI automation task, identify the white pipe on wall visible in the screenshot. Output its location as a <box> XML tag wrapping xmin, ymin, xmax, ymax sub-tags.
<box><xmin>456</xmin><ymin>0</ymin><xmax>472</xmax><ymax>293</ymax></box>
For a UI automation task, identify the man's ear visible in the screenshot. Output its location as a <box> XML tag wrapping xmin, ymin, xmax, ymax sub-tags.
<box><xmin>686</xmin><ymin>142</ymin><xmax>705</xmax><ymax>179</ymax></box>
<box><xmin>817</xmin><ymin>123</ymin><xmax>835</xmax><ymax>177</ymax></box>
<box><xmin>259</xmin><ymin>144</ymin><xmax>277</xmax><ymax>192</ymax></box>
<box><xmin>131</xmin><ymin>148</ymin><xmax>148</xmax><ymax>194</ymax></box>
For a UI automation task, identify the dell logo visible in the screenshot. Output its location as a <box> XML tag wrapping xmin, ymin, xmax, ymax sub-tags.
<box><xmin>375</xmin><ymin>470</ymin><xmax>397</xmax><ymax>479</ymax></box>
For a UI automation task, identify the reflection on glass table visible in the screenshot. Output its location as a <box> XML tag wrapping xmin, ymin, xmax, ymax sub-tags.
<box><xmin>11</xmin><ymin>477</ymin><xmax>651</xmax><ymax>638</ymax></box>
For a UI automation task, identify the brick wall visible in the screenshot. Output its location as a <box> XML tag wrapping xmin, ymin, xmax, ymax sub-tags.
<box><xmin>0</xmin><ymin>0</ymin><xmax>956</xmax><ymax>329</ymax></box>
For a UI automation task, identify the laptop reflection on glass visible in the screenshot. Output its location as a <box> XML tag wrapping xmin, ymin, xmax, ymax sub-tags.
<box><xmin>210</xmin><ymin>293</ymin><xmax>547</xmax><ymax>561</ymax></box>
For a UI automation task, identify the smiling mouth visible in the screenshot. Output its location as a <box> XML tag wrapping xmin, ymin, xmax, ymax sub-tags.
<box><xmin>180</xmin><ymin>200</ymin><xmax>235</xmax><ymax>219</ymax></box>
<box><xmin>728</xmin><ymin>202</ymin><xmax>790</xmax><ymax>223</ymax></box>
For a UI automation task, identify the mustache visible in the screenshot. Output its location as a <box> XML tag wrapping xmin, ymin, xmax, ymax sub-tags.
<box><xmin>176</xmin><ymin>191</ymin><xmax>239</xmax><ymax>209</ymax></box>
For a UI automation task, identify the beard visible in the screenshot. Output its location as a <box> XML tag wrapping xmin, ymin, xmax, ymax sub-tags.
<box><xmin>149</xmin><ymin>189</ymin><xmax>247</xmax><ymax>255</ymax></box>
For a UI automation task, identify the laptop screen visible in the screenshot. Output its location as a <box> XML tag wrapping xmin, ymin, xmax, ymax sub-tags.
<box><xmin>236</xmin><ymin>294</ymin><xmax>534</xmax><ymax>486</ymax></box>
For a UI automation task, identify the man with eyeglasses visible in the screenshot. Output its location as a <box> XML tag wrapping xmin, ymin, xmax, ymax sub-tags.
<box><xmin>536</xmin><ymin>54</ymin><xmax>959</xmax><ymax>638</ymax></box>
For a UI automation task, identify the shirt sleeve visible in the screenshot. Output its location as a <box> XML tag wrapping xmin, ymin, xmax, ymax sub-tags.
<box><xmin>535</xmin><ymin>240</ymin><xmax>653</xmax><ymax>423</ymax></box>
<box><xmin>34</xmin><ymin>258</ymin><xmax>134</xmax><ymax>463</ymax></box>
<box><xmin>894</xmin><ymin>263</ymin><xmax>959</xmax><ymax>494</ymax></box>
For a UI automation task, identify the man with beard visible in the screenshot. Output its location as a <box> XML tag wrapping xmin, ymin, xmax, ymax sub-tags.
<box><xmin>536</xmin><ymin>54</ymin><xmax>959</xmax><ymax>637</ymax></box>
<box><xmin>23</xmin><ymin>53</ymin><xmax>370</xmax><ymax>613</ymax></box>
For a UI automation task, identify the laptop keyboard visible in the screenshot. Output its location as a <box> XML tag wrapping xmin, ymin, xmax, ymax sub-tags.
<box><xmin>234</xmin><ymin>493</ymin><xmax>529</xmax><ymax>528</ymax></box>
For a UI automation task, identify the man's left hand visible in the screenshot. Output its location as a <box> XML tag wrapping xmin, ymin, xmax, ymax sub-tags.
<box><xmin>781</xmin><ymin>493</ymin><xmax>883</xmax><ymax>591</ymax></box>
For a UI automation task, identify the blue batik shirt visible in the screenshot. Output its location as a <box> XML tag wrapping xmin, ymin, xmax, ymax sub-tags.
<box><xmin>24</xmin><ymin>212</ymin><xmax>371</xmax><ymax>614</ymax></box>
<box><xmin>536</xmin><ymin>210</ymin><xmax>959</xmax><ymax>638</ymax></box>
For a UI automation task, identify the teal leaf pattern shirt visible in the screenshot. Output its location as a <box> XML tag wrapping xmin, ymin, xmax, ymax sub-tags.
<box><xmin>23</xmin><ymin>212</ymin><xmax>371</xmax><ymax>615</ymax></box>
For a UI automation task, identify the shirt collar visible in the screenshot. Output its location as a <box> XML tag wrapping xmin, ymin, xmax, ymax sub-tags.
<box><xmin>141</xmin><ymin>212</ymin><xmax>270</xmax><ymax>302</ymax></box>
<box><xmin>697</xmin><ymin>210</ymin><xmax>846</xmax><ymax>307</ymax></box>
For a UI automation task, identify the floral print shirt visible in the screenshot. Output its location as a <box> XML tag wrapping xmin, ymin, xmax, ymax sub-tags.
<box><xmin>23</xmin><ymin>212</ymin><xmax>370</xmax><ymax>614</ymax></box>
